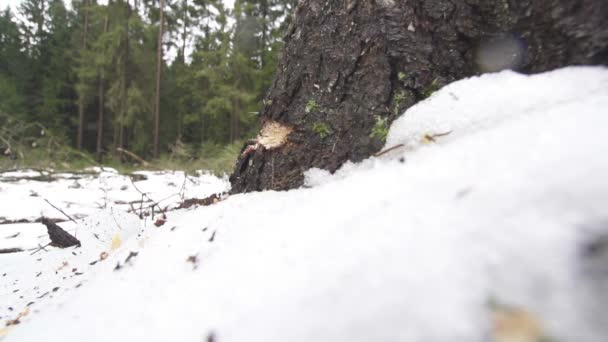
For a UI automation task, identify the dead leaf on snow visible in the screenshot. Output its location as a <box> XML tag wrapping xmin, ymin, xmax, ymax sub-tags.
<box><xmin>5</xmin><ymin>307</ymin><xmax>30</xmax><ymax>327</ymax></box>
<box><xmin>186</xmin><ymin>254</ymin><xmax>199</xmax><ymax>270</ymax></box>
<box><xmin>110</xmin><ymin>234</ymin><xmax>122</xmax><ymax>251</ymax></box>
<box><xmin>492</xmin><ymin>306</ymin><xmax>544</xmax><ymax>342</ymax></box>
<box><xmin>0</xmin><ymin>326</ymin><xmax>13</xmax><ymax>337</ymax></box>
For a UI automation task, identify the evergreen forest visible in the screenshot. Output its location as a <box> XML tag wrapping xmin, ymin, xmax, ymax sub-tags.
<box><xmin>0</xmin><ymin>0</ymin><xmax>295</xmax><ymax>171</ymax></box>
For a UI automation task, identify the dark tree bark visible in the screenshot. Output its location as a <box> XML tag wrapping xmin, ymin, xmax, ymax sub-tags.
<box><xmin>229</xmin><ymin>0</ymin><xmax>608</xmax><ymax>193</ymax></box>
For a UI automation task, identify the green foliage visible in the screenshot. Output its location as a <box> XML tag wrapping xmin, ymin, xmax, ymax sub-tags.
<box><xmin>305</xmin><ymin>99</ymin><xmax>319</xmax><ymax>113</ymax></box>
<box><xmin>0</xmin><ymin>9</ymin><xmax>30</xmax><ymax>120</ymax></box>
<box><xmin>398</xmin><ymin>71</ymin><xmax>407</xmax><ymax>81</ymax></box>
<box><xmin>0</xmin><ymin>75</ymin><xmax>25</xmax><ymax>115</ymax></box>
<box><xmin>370</xmin><ymin>116</ymin><xmax>389</xmax><ymax>142</ymax></box>
<box><xmin>312</xmin><ymin>122</ymin><xmax>332</xmax><ymax>139</ymax></box>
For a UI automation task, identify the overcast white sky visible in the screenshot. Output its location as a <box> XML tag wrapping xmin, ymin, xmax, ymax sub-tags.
<box><xmin>3</xmin><ymin>0</ymin><xmax>235</xmax><ymax>64</ymax></box>
<box><xmin>5</xmin><ymin>0</ymin><xmax>24</xmax><ymax>11</ymax></box>
<box><xmin>4</xmin><ymin>0</ymin><xmax>235</xmax><ymax>12</ymax></box>
<box><xmin>4</xmin><ymin>0</ymin><xmax>73</xmax><ymax>13</ymax></box>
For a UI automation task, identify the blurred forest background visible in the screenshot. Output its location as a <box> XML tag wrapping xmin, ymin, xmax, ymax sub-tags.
<box><xmin>0</xmin><ymin>0</ymin><xmax>295</xmax><ymax>173</ymax></box>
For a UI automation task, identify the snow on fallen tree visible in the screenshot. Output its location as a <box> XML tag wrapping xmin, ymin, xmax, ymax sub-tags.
<box><xmin>2</xmin><ymin>67</ymin><xmax>608</xmax><ymax>342</ymax></box>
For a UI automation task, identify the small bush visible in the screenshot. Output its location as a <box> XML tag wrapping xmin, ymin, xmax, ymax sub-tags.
<box><xmin>0</xmin><ymin>111</ymin><xmax>97</xmax><ymax>171</ymax></box>
<box><xmin>155</xmin><ymin>141</ymin><xmax>243</xmax><ymax>176</ymax></box>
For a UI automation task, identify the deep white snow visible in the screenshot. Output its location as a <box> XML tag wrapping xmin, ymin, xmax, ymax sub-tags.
<box><xmin>1</xmin><ymin>66</ymin><xmax>608</xmax><ymax>341</ymax></box>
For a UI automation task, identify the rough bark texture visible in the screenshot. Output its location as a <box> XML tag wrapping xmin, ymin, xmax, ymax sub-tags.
<box><xmin>230</xmin><ymin>0</ymin><xmax>608</xmax><ymax>193</ymax></box>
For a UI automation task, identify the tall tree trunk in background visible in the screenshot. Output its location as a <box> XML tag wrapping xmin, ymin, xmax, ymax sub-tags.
<box><xmin>153</xmin><ymin>0</ymin><xmax>165</xmax><ymax>158</ymax></box>
<box><xmin>181</xmin><ymin>0</ymin><xmax>187</xmax><ymax>62</ymax></box>
<box><xmin>77</xmin><ymin>0</ymin><xmax>89</xmax><ymax>150</ymax></box>
<box><xmin>260</xmin><ymin>0</ymin><xmax>268</xmax><ymax>69</ymax></box>
<box><xmin>119</xmin><ymin>0</ymin><xmax>130</xmax><ymax>153</ymax></box>
<box><xmin>36</xmin><ymin>0</ymin><xmax>45</xmax><ymax>44</ymax></box>
<box><xmin>199</xmin><ymin>17</ymin><xmax>211</xmax><ymax>146</ymax></box>
<box><xmin>229</xmin><ymin>0</ymin><xmax>608</xmax><ymax>193</ymax></box>
<box><xmin>230</xmin><ymin>73</ymin><xmax>240</xmax><ymax>143</ymax></box>
<box><xmin>229</xmin><ymin>103</ymin><xmax>235</xmax><ymax>143</ymax></box>
<box><xmin>96</xmin><ymin>15</ymin><xmax>110</xmax><ymax>162</ymax></box>
<box><xmin>177</xmin><ymin>0</ymin><xmax>188</xmax><ymax>141</ymax></box>
<box><xmin>230</xmin><ymin>99</ymin><xmax>239</xmax><ymax>143</ymax></box>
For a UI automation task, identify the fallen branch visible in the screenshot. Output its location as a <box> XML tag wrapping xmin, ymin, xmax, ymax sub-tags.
<box><xmin>116</xmin><ymin>147</ymin><xmax>149</xmax><ymax>166</ymax></box>
<box><xmin>374</xmin><ymin>144</ymin><xmax>405</xmax><ymax>157</ymax></box>
<box><xmin>177</xmin><ymin>193</ymin><xmax>226</xmax><ymax>209</ymax></box>
<box><xmin>432</xmin><ymin>130</ymin><xmax>453</xmax><ymax>138</ymax></box>
<box><xmin>5</xmin><ymin>232</ymin><xmax>20</xmax><ymax>239</ymax></box>
<box><xmin>0</xmin><ymin>248</ymin><xmax>23</xmax><ymax>254</ymax></box>
<box><xmin>114</xmin><ymin>199</ymin><xmax>153</xmax><ymax>205</ymax></box>
<box><xmin>0</xmin><ymin>217</ymin><xmax>64</xmax><ymax>225</ymax></box>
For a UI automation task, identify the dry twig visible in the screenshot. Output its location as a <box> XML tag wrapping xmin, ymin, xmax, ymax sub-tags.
<box><xmin>374</xmin><ymin>144</ymin><xmax>405</xmax><ymax>157</ymax></box>
<box><xmin>43</xmin><ymin>199</ymin><xmax>77</xmax><ymax>225</ymax></box>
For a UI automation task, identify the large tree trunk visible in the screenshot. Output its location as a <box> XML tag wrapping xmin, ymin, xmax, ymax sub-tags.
<box><xmin>229</xmin><ymin>0</ymin><xmax>608</xmax><ymax>193</ymax></box>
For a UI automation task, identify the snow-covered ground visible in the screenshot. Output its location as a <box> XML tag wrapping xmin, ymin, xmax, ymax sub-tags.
<box><xmin>0</xmin><ymin>168</ymin><xmax>228</xmax><ymax>223</ymax></box>
<box><xmin>1</xmin><ymin>66</ymin><xmax>608</xmax><ymax>341</ymax></box>
<box><xmin>0</xmin><ymin>169</ymin><xmax>228</xmax><ymax>251</ymax></box>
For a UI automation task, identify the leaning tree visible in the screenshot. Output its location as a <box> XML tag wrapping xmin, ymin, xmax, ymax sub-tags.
<box><xmin>229</xmin><ymin>0</ymin><xmax>608</xmax><ymax>193</ymax></box>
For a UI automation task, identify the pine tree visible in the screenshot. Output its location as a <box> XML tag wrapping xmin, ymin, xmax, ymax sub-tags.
<box><xmin>38</xmin><ymin>0</ymin><xmax>76</xmax><ymax>133</ymax></box>
<box><xmin>0</xmin><ymin>8</ymin><xmax>28</xmax><ymax>116</ymax></box>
